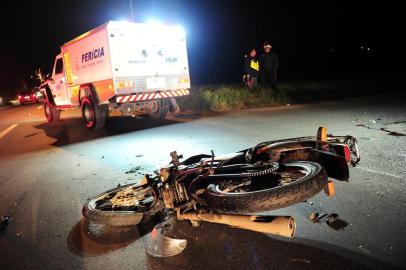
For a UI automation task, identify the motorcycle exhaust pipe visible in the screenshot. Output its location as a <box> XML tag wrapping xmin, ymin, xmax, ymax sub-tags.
<box><xmin>177</xmin><ymin>212</ymin><xmax>295</xmax><ymax>238</ymax></box>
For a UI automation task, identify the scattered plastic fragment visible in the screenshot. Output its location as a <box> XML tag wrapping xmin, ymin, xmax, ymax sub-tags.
<box><xmin>326</xmin><ymin>213</ymin><xmax>348</xmax><ymax>230</ymax></box>
<box><xmin>0</xmin><ymin>216</ymin><xmax>12</xmax><ymax>232</ymax></box>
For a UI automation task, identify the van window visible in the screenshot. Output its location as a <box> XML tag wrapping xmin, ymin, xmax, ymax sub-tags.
<box><xmin>55</xmin><ymin>58</ymin><xmax>64</xmax><ymax>74</ymax></box>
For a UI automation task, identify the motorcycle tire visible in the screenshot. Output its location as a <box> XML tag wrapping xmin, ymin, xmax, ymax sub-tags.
<box><xmin>82</xmin><ymin>184</ymin><xmax>160</xmax><ymax>226</ymax></box>
<box><xmin>202</xmin><ymin>161</ymin><xmax>327</xmax><ymax>213</ymax></box>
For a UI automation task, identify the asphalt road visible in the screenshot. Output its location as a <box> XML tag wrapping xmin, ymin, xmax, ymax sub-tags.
<box><xmin>0</xmin><ymin>91</ymin><xmax>405</xmax><ymax>270</ymax></box>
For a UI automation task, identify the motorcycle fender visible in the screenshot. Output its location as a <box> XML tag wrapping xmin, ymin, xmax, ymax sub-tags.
<box><xmin>311</xmin><ymin>149</ymin><xmax>349</xmax><ymax>181</ymax></box>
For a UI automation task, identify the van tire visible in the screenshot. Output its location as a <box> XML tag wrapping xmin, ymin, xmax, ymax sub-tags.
<box><xmin>81</xmin><ymin>96</ymin><xmax>106</xmax><ymax>130</ymax></box>
<box><xmin>146</xmin><ymin>99</ymin><xmax>169</xmax><ymax>119</ymax></box>
<box><xmin>44</xmin><ymin>100</ymin><xmax>60</xmax><ymax>123</ymax></box>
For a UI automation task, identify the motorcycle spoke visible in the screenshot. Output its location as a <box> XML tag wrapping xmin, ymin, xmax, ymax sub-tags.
<box><xmin>97</xmin><ymin>200</ymin><xmax>114</xmax><ymax>210</ymax></box>
<box><xmin>93</xmin><ymin>189</ymin><xmax>156</xmax><ymax>212</ymax></box>
<box><xmin>277</xmin><ymin>169</ymin><xmax>306</xmax><ymax>186</ymax></box>
<box><xmin>221</xmin><ymin>180</ymin><xmax>252</xmax><ymax>193</ymax></box>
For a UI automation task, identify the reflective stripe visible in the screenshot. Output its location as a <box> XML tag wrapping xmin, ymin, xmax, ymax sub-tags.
<box><xmin>116</xmin><ymin>89</ymin><xmax>190</xmax><ymax>103</ymax></box>
<box><xmin>122</xmin><ymin>95</ymin><xmax>130</xmax><ymax>103</ymax></box>
<box><xmin>250</xmin><ymin>60</ymin><xmax>259</xmax><ymax>71</ymax></box>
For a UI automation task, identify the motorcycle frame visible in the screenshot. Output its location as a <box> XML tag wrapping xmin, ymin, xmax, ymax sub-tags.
<box><xmin>149</xmin><ymin>128</ymin><xmax>359</xmax><ymax>238</ymax></box>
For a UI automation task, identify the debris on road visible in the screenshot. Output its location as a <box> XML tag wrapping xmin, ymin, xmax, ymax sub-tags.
<box><xmin>356</xmin><ymin>122</ymin><xmax>406</xmax><ymax>136</ymax></box>
<box><xmin>309</xmin><ymin>212</ymin><xmax>319</xmax><ymax>222</ymax></box>
<box><xmin>376</xmin><ymin>191</ymin><xmax>384</xmax><ymax>197</ymax></box>
<box><xmin>356</xmin><ymin>124</ymin><xmax>373</xmax><ymax>129</ymax></box>
<box><xmin>309</xmin><ymin>212</ymin><xmax>328</xmax><ymax>223</ymax></box>
<box><xmin>289</xmin><ymin>259</ymin><xmax>311</xmax><ymax>264</ymax></box>
<box><xmin>380</xmin><ymin>128</ymin><xmax>406</xmax><ymax>137</ymax></box>
<box><xmin>326</xmin><ymin>213</ymin><xmax>348</xmax><ymax>230</ymax></box>
<box><xmin>0</xmin><ymin>216</ymin><xmax>12</xmax><ymax>232</ymax></box>
<box><xmin>125</xmin><ymin>166</ymin><xmax>142</xmax><ymax>174</ymax></box>
<box><xmin>135</xmin><ymin>154</ymin><xmax>144</xmax><ymax>158</ymax></box>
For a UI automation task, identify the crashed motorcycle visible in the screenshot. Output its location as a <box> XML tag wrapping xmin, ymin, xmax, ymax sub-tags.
<box><xmin>82</xmin><ymin>127</ymin><xmax>360</xmax><ymax>256</ymax></box>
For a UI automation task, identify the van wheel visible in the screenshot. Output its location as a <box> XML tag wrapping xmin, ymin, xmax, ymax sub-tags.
<box><xmin>146</xmin><ymin>99</ymin><xmax>169</xmax><ymax>119</ymax></box>
<box><xmin>44</xmin><ymin>100</ymin><xmax>60</xmax><ymax>123</ymax></box>
<box><xmin>81</xmin><ymin>96</ymin><xmax>106</xmax><ymax>130</ymax></box>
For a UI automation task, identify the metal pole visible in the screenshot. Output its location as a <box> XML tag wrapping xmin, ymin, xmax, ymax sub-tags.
<box><xmin>129</xmin><ymin>0</ymin><xmax>134</xmax><ymax>21</ymax></box>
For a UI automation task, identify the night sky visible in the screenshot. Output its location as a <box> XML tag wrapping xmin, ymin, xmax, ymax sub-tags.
<box><xmin>0</xmin><ymin>0</ymin><xmax>404</xmax><ymax>95</ymax></box>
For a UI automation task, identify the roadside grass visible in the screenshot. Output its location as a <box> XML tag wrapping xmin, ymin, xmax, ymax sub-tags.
<box><xmin>177</xmin><ymin>80</ymin><xmax>384</xmax><ymax>112</ymax></box>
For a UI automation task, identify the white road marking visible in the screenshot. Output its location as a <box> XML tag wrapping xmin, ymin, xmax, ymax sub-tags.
<box><xmin>0</xmin><ymin>124</ymin><xmax>18</xmax><ymax>139</ymax></box>
<box><xmin>357</xmin><ymin>166</ymin><xmax>404</xmax><ymax>179</ymax></box>
<box><xmin>0</xmin><ymin>105</ymin><xmax>14</xmax><ymax>110</ymax></box>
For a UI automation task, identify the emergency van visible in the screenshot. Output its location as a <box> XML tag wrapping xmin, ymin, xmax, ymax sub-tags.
<box><xmin>41</xmin><ymin>21</ymin><xmax>190</xmax><ymax>129</ymax></box>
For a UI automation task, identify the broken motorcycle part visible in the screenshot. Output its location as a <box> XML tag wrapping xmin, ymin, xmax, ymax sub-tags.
<box><xmin>82</xmin><ymin>127</ymin><xmax>359</xmax><ymax>256</ymax></box>
<box><xmin>144</xmin><ymin>222</ymin><xmax>187</xmax><ymax>257</ymax></box>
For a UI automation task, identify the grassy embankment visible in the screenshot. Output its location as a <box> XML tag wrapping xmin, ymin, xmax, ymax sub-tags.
<box><xmin>177</xmin><ymin>80</ymin><xmax>386</xmax><ymax>112</ymax></box>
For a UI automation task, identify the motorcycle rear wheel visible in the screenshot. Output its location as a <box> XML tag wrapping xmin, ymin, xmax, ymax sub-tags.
<box><xmin>82</xmin><ymin>184</ymin><xmax>160</xmax><ymax>226</ymax></box>
<box><xmin>202</xmin><ymin>161</ymin><xmax>327</xmax><ymax>213</ymax></box>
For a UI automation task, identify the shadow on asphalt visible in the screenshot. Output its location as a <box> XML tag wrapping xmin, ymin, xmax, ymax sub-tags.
<box><xmin>146</xmin><ymin>220</ymin><xmax>401</xmax><ymax>270</ymax></box>
<box><xmin>67</xmin><ymin>219</ymin><xmax>142</xmax><ymax>257</ymax></box>
<box><xmin>67</xmin><ymin>218</ymin><xmax>400</xmax><ymax>269</ymax></box>
<box><xmin>34</xmin><ymin>115</ymin><xmax>185</xmax><ymax>147</ymax></box>
<box><xmin>67</xmin><ymin>216</ymin><xmax>159</xmax><ymax>257</ymax></box>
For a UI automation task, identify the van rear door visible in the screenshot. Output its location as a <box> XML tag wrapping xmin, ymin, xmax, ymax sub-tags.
<box><xmin>108</xmin><ymin>22</ymin><xmax>190</xmax><ymax>95</ymax></box>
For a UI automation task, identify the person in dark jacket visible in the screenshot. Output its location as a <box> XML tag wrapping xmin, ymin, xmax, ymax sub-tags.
<box><xmin>243</xmin><ymin>48</ymin><xmax>260</xmax><ymax>89</ymax></box>
<box><xmin>259</xmin><ymin>42</ymin><xmax>279</xmax><ymax>88</ymax></box>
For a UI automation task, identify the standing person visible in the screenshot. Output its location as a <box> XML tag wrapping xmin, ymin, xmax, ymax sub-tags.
<box><xmin>259</xmin><ymin>42</ymin><xmax>279</xmax><ymax>89</ymax></box>
<box><xmin>243</xmin><ymin>48</ymin><xmax>260</xmax><ymax>89</ymax></box>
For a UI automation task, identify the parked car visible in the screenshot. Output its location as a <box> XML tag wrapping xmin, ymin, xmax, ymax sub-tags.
<box><xmin>18</xmin><ymin>90</ymin><xmax>40</xmax><ymax>104</ymax></box>
<box><xmin>34</xmin><ymin>88</ymin><xmax>45</xmax><ymax>101</ymax></box>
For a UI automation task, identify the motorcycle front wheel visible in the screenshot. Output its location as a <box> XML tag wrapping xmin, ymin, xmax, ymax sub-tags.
<box><xmin>202</xmin><ymin>161</ymin><xmax>327</xmax><ymax>213</ymax></box>
<box><xmin>82</xmin><ymin>184</ymin><xmax>160</xmax><ymax>226</ymax></box>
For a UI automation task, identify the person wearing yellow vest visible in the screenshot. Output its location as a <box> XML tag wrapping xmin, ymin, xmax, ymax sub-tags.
<box><xmin>243</xmin><ymin>48</ymin><xmax>260</xmax><ymax>89</ymax></box>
